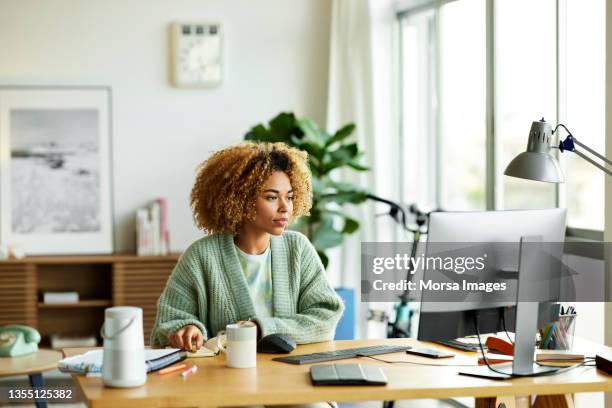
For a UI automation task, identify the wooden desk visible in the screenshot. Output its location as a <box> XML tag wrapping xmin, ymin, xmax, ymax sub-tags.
<box><xmin>63</xmin><ymin>338</ymin><xmax>612</xmax><ymax>408</ymax></box>
<box><xmin>0</xmin><ymin>349</ymin><xmax>62</xmax><ymax>408</ymax></box>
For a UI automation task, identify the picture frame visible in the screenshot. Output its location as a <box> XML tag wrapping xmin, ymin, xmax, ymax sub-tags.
<box><xmin>0</xmin><ymin>86</ymin><xmax>114</xmax><ymax>255</ymax></box>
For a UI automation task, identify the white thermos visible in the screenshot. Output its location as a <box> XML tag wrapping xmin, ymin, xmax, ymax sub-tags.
<box><xmin>101</xmin><ymin>306</ymin><xmax>146</xmax><ymax>387</ymax></box>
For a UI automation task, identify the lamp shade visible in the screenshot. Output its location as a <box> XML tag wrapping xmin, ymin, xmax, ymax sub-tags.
<box><xmin>504</xmin><ymin>119</ymin><xmax>564</xmax><ymax>183</ymax></box>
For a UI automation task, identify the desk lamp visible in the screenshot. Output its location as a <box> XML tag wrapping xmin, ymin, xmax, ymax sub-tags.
<box><xmin>504</xmin><ymin>118</ymin><xmax>612</xmax><ymax>181</ymax></box>
<box><xmin>494</xmin><ymin>118</ymin><xmax>609</xmax><ymax>378</ymax></box>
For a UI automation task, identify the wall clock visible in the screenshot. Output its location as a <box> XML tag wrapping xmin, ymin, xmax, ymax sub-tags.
<box><xmin>170</xmin><ymin>22</ymin><xmax>222</xmax><ymax>88</ymax></box>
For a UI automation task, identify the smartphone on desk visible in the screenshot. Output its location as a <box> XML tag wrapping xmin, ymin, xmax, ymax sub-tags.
<box><xmin>405</xmin><ymin>348</ymin><xmax>455</xmax><ymax>359</ymax></box>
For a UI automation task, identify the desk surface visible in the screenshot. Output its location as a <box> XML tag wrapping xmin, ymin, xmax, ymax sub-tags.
<box><xmin>0</xmin><ymin>349</ymin><xmax>62</xmax><ymax>377</ymax></box>
<box><xmin>64</xmin><ymin>338</ymin><xmax>612</xmax><ymax>408</ymax></box>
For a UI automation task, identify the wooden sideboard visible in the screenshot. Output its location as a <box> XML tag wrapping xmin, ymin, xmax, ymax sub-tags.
<box><xmin>0</xmin><ymin>254</ymin><xmax>180</xmax><ymax>348</ymax></box>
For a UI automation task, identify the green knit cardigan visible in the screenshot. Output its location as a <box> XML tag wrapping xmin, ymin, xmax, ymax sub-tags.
<box><xmin>150</xmin><ymin>230</ymin><xmax>344</xmax><ymax>346</ymax></box>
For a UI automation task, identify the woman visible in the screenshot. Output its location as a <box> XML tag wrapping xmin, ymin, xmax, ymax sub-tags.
<box><xmin>150</xmin><ymin>141</ymin><xmax>344</xmax><ymax>350</ymax></box>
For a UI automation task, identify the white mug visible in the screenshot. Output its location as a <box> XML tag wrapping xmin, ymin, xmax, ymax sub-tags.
<box><xmin>216</xmin><ymin>322</ymin><xmax>257</xmax><ymax>368</ymax></box>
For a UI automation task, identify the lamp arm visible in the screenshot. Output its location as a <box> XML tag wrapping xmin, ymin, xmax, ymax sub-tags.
<box><xmin>553</xmin><ymin>124</ymin><xmax>612</xmax><ymax>176</ymax></box>
<box><xmin>572</xmin><ymin>149</ymin><xmax>612</xmax><ymax>176</ymax></box>
<box><xmin>571</xmin><ymin>137</ymin><xmax>612</xmax><ymax>166</ymax></box>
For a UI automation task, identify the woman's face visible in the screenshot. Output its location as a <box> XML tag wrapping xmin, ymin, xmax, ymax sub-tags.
<box><xmin>248</xmin><ymin>171</ymin><xmax>294</xmax><ymax>236</ymax></box>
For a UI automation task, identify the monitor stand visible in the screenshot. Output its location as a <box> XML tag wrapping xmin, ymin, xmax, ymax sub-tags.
<box><xmin>458</xmin><ymin>302</ymin><xmax>559</xmax><ymax>379</ymax></box>
<box><xmin>459</xmin><ymin>237</ymin><xmax>560</xmax><ymax>379</ymax></box>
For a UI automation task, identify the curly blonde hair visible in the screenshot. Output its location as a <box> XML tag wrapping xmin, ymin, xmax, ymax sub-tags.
<box><xmin>190</xmin><ymin>141</ymin><xmax>313</xmax><ymax>235</ymax></box>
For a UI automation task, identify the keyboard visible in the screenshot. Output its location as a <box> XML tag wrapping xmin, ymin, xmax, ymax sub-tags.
<box><xmin>435</xmin><ymin>339</ymin><xmax>486</xmax><ymax>352</ymax></box>
<box><xmin>272</xmin><ymin>345</ymin><xmax>411</xmax><ymax>365</ymax></box>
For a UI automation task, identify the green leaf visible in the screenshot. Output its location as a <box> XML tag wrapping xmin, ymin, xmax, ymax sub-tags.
<box><xmin>245</xmin><ymin>112</ymin><xmax>304</xmax><ymax>144</ymax></box>
<box><xmin>319</xmin><ymin>208</ymin><xmax>346</xmax><ymax>217</ymax></box>
<box><xmin>320</xmin><ymin>192</ymin><xmax>369</xmax><ymax>205</ymax></box>
<box><xmin>329</xmin><ymin>143</ymin><xmax>358</xmax><ymax>161</ymax></box>
<box><xmin>312</xmin><ymin>222</ymin><xmax>344</xmax><ymax>250</ymax></box>
<box><xmin>320</xmin><ymin>160</ymin><xmax>341</xmax><ymax>175</ymax></box>
<box><xmin>328</xmin><ymin>181</ymin><xmax>369</xmax><ymax>195</ymax></box>
<box><xmin>311</xmin><ymin>177</ymin><xmax>326</xmax><ymax>195</ymax></box>
<box><xmin>309</xmin><ymin>161</ymin><xmax>322</xmax><ymax>178</ymax></box>
<box><xmin>269</xmin><ymin>112</ymin><xmax>303</xmax><ymax>141</ymax></box>
<box><xmin>343</xmin><ymin>217</ymin><xmax>360</xmax><ymax>234</ymax></box>
<box><xmin>321</xmin><ymin>144</ymin><xmax>361</xmax><ymax>173</ymax></box>
<box><xmin>317</xmin><ymin>251</ymin><xmax>329</xmax><ymax>269</ymax></box>
<box><xmin>245</xmin><ymin>124</ymin><xmax>275</xmax><ymax>142</ymax></box>
<box><xmin>290</xmin><ymin>135</ymin><xmax>324</xmax><ymax>160</ymax></box>
<box><xmin>326</xmin><ymin>123</ymin><xmax>356</xmax><ymax>147</ymax></box>
<box><xmin>309</xmin><ymin>207</ymin><xmax>324</xmax><ymax>223</ymax></box>
<box><xmin>347</xmin><ymin>160</ymin><xmax>371</xmax><ymax>171</ymax></box>
<box><xmin>269</xmin><ymin>112</ymin><xmax>296</xmax><ymax>132</ymax></box>
<box><xmin>313</xmin><ymin>209</ymin><xmax>360</xmax><ymax>235</ymax></box>
<box><xmin>321</xmin><ymin>160</ymin><xmax>358</xmax><ymax>175</ymax></box>
<box><xmin>297</xmin><ymin>118</ymin><xmax>330</xmax><ymax>146</ymax></box>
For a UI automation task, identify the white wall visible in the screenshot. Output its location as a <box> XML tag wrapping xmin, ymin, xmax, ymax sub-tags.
<box><xmin>0</xmin><ymin>0</ymin><xmax>332</xmax><ymax>252</ymax></box>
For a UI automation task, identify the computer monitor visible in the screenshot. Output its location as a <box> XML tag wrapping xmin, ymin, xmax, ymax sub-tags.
<box><xmin>417</xmin><ymin>208</ymin><xmax>567</xmax><ymax>377</ymax></box>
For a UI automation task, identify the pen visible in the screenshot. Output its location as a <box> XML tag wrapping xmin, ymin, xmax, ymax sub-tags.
<box><xmin>551</xmin><ymin>327</ymin><xmax>558</xmax><ymax>349</ymax></box>
<box><xmin>543</xmin><ymin>324</ymin><xmax>554</xmax><ymax>349</ymax></box>
<box><xmin>158</xmin><ymin>363</ymin><xmax>187</xmax><ymax>375</ymax></box>
<box><xmin>181</xmin><ymin>364</ymin><xmax>198</xmax><ymax>378</ymax></box>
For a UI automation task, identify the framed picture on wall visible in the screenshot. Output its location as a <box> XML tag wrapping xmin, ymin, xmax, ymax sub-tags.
<box><xmin>0</xmin><ymin>86</ymin><xmax>114</xmax><ymax>255</ymax></box>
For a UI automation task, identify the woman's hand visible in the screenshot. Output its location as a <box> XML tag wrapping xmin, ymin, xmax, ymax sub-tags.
<box><xmin>170</xmin><ymin>325</ymin><xmax>203</xmax><ymax>351</ymax></box>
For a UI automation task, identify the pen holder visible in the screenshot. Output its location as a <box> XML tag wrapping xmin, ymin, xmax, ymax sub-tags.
<box><xmin>537</xmin><ymin>314</ymin><xmax>577</xmax><ymax>350</ymax></box>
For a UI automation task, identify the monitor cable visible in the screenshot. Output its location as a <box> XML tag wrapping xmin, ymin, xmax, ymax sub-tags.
<box><xmin>500</xmin><ymin>307</ymin><xmax>514</xmax><ymax>346</ymax></box>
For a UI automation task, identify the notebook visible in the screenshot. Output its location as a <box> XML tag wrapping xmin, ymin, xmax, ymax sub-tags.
<box><xmin>58</xmin><ymin>349</ymin><xmax>186</xmax><ymax>374</ymax></box>
<box><xmin>146</xmin><ymin>350</ymin><xmax>186</xmax><ymax>372</ymax></box>
<box><xmin>310</xmin><ymin>364</ymin><xmax>388</xmax><ymax>386</ymax></box>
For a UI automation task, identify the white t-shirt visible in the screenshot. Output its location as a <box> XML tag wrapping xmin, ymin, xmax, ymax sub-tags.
<box><xmin>234</xmin><ymin>244</ymin><xmax>273</xmax><ymax>317</ymax></box>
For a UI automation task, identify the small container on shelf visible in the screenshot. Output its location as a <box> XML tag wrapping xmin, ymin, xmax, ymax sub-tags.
<box><xmin>42</xmin><ymin>291</ymin><xmax>79</xmax><ymax>304</ymax></box>
<box><xmin>50</xmin><ymin>333</ymin><xmax>98</xmax><ymax>349</ymax></box>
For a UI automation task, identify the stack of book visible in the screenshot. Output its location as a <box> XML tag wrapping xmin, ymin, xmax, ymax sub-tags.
<box><xmin>136</xmin><ymin>198</ymin><xmax>170</xmax><ymax>256</ymax></box>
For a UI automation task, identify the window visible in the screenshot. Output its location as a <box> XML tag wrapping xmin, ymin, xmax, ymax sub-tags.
<box><xmin>400</xmin><ymin>10</ymin><xmax>437</xmax><ymax>208</ymax></box>
<box><xmin>398</xmin><ymin>0</ymin><xmax>605</xmax><ymax>232</ymax></box>
<box><xmin>439</xmin><ymin>0</ymin><xmax>486</xmax><ymax>210</ymax></box>
<box><xmin>564</xmin><ymin>0</ymin><xmax>605</xmax><ymax>230</ymax></box>
<box><xmin>496</xmin><ymin>0</ymin><xmax>557</xmax><ymax>210</ymax></box>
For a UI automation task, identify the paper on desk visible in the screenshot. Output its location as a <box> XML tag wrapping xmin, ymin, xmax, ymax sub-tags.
<box><xmin>168</xmin><ymin>336</ymin><xmax>221</xmax><ymax>357</ymax></box>
<box><xmin>186</xmin><ymin>347</ymin><xmax>217</xmax><ymax>358</ymax></box>
<box><xmin>59</xmin><ymin>348</ymin><xmax>182</xmax><ymax>374</ymax></box>
<box><xmin>59</xmin><ymin>350</ymin><xmax>104</xmax><ymax>374</ymax></box>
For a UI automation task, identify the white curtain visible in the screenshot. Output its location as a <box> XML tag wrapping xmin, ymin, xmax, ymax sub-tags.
<box><xmin>326</xmin><ymin>0</ymin><xmax>398</xmax><ymax>338</ymax></box>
